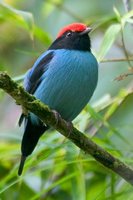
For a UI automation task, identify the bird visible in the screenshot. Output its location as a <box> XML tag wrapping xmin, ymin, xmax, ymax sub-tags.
<box><xmin>18</xmin><ymin>22</ymin><xmax>98</xmax><ymax>175</ymax></box>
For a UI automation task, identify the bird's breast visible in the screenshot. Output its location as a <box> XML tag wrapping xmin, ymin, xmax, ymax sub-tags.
<box><xmin>34</xmin><ymin>49</ymin><xmax>98</xmax><ymax>121</ymax></box>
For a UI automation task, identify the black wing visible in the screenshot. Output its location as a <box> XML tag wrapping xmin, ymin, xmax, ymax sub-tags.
<box><xmin>18</xmin><ymin>51</ymin><xmax>54</xmax><ymax>126</ymax></box>
<box><xmin>25</xmin><ymin>51</ymin><xmax>54</xmax><ymax>94</ymax></box>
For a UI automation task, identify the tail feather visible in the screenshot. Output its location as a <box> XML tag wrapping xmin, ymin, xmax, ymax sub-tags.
<box><xmin>18</xmin><ymin>113</ymin><xmax>25</xmax><ymax>127</ymax></box>
<box><xmin>18</xmin><ymin>155</ymin><xmax>27</xmax><ymax>176</ymax></box>
<box><xmin>18</xmin><ymin>116</ymin><xmax>48</xmax><ymax>175</ymax></box>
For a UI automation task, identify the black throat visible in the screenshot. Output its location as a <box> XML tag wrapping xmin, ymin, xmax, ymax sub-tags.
<box><xmin>49</xmin><ymin>31</ymin><xmax>91</xmax><ymax>52</ymax></box>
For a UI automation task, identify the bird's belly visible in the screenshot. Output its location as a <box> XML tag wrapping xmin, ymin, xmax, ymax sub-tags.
<box><xmin>34</xmin><ymin>66</ymin><xmax>96</xmax><ymax>121</ymax></box>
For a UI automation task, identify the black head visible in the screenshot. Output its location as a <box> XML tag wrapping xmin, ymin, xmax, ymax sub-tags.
<box><xmin>49</xmin><ymin>23</ymin><xmax>92</xmax><ymax>51</ymax></box>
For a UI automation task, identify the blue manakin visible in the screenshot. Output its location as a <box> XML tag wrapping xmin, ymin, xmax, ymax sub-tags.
<box><xmin>18</xmin><ymin>23</ymin><xmax>98</xmax><ymax>175</ymax></box>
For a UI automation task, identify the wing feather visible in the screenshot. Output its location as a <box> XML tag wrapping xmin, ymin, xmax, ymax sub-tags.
<box><xmin>24</xmin><ymin>51</ymin><xmax>54</xmax><ymax>94</ymax></box>
<box><xmin>19</xmin><ymin>51</ymin><xmax>54</xmax><ymax>126</ymax></box>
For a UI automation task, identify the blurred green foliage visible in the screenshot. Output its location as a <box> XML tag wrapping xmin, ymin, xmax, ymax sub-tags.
<box><xmin>0</xmin><ymin>0</ymin><xmax>133</xmax><ymax>199</ymax></box>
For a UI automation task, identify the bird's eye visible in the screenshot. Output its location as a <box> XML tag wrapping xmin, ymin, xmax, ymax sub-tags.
<box><xmin>66</xmin><ymin>31</ymin><xmax>72</xmax><ymax>37</ymax></box>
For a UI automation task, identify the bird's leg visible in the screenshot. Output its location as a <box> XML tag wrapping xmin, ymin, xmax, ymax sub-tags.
<box><xmin>15</xmin><ymin>100</ymin><xmax>29</xmax><ymax>116</ymax></box>
<box><xmin>22</xmin><ymin>106</ymin><xmax>29</xmax><ymax>116</ymax></box>
<box><xmin>18</xmin><ymin>106</ymin><xmax>29</xmax><ymax>127</ymax></box>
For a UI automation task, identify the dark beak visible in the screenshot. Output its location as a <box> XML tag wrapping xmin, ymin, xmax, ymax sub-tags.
<box><xmin>79</xmin><ymin>27</ymin><xmax>92</xmax><ymax>36</ymax></box>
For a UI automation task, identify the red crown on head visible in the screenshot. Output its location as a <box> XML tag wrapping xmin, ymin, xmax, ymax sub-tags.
<box><xmin>57</xmin><ymin>23</ymin><xmax>87</xmax><ymax>38</ymax></box>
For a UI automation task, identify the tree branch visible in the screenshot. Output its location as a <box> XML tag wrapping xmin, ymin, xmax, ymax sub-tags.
<box><xmin>0</xmin><ymin>72</ymin><xmax>133</xmax><ymax>185</ymax></box>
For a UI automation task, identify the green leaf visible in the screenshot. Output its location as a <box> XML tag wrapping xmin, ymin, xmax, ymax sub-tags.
<box><xmin>125</xmin><ymin>18</ymin><xmax>133</xmax><ymax>24</ymax></box>
<box><xmin>71</xmin><ymin>162</ymin><xmax>86</xmax><ymax>200</ymax></box>
<box><xmin>98</xmin><ymin>24</ymin><xmax>121</xmax><ymax>61</ymax></box>
<box><xmin>0</xmin><ymin>2</ymin><xmax>34</xmax><ymax>39</ymax></box>
<box><xmin>122</xmin><ymin>10</ymin><xmax>133</xmax><ymax>25</ymax></box>
<box><xmin>33</xmin><ymin>26</ymin><xmax>52</xmax><ymax>45</ymax></box>
<box><xmin>31</xmin><ymin>172</ymin><xmax>77</xmax><ymax>200</ymax></box>
<box><xmin>113</xmin><ymin>7</ymin><xmax>121</xmax><ymax>22</ymax></box>
<box><xmin>0</xmin><ymin>2</ymin><xmax>52</xmax><ymax>44</ymax></box>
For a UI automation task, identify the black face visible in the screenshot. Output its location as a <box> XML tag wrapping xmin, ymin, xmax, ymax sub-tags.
<box><xmin>49</xmin><ymin>30</ymin><xmax>91</xmax><ymax>52</ymax></box>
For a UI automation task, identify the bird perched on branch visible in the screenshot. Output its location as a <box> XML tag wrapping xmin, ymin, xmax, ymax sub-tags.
<box><xmin>18</xmin><ymin>22</ymin><xmax>98</xmax><ymax>175</ymax></box>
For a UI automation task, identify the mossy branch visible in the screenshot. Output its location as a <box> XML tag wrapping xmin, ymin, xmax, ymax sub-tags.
<box><xmin>0</xmin><ymin>71</ymin><xmax>133</xmax><ymax>185</ymax></box>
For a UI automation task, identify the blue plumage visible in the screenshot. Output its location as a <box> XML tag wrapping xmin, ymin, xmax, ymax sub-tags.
<box><xmin>18</xmin><ymin>22</ymin><xmax>98</xmax><ymax>175</ymax></box>
<box><xmin>28</xmin><ymin>49</ymin><xmax>98</xmax><ymax>124</ymax></box>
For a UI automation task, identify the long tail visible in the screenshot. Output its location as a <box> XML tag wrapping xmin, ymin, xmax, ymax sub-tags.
<box><xmin>18</xmin><ymin>116</ymin><xmax>48</xmax><ymax>176</ymax></box>
<box><xmin>18</xmin><ymin>155</ymin><xmax>27</xmax><ymax>176</ymax></box>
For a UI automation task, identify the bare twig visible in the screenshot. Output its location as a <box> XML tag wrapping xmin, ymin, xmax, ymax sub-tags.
<box><xmin>114</xmin><ymin>72</ymin><xmax>133</xmax><ymax>81</ymax></box>
<box><xmin>120</xmin><ymin>0</ymin><xmax>133</xmax><ymax>67</ymax></box>
<box><xmin>0</xmin><ymin>72</ymin><xmax>133</xmax><ymax>185</ymax></box>
<box><xmin>120</xmin><ymin>25</ymin><xmax>132</xmax><ymax>67</ymax></box>
<box><xmin>101</xmin><ymin>57</ymin><xmax>133</xmax><ymax>63</ymax></box>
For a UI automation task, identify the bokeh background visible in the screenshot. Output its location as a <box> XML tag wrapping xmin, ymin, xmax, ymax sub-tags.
<box><xmin>0</xmin><ymin>0</ymin><xmax>133</xmax><ymax>199</ymax></box>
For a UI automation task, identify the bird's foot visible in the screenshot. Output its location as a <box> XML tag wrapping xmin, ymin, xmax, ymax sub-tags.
<box><xmin>52</xmin><ymin>110</ymin><xmax>62</xmax><ymax>126</ymax></box>
<box><xmin>52</xmin><ymin>110</ymin><xmax>73</xmax><ymax>137</ymax></box>
<box><xmin>66</xmin><ymin>121</ymin><xmax>73</xmax><ymax>138</ymax></box>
